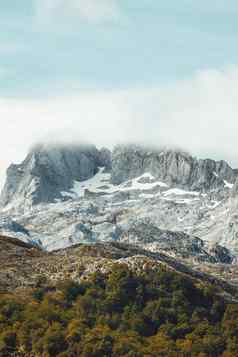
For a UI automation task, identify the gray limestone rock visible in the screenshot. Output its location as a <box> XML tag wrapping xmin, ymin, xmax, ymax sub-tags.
<box><xmin>111</xmin><ymin>144</ymin><xmax>236</xmax><ymax>191</ymax></box>
<box><xmin>98</xmin><ymin>148</ymin><xmax>112</xmax><ymax>170</ymax></box>
<box><xmin>0</xmin><ymin>216</ymin><xmax>30</xmax><ymax>236</ymax></box>
<box><xmin>1</xmin><ymin>141</ymin><xmax>238</xmax><ymax>264</ymax></box>
<box><xmin>231</xmin><ymin>177</ymin><xmax>238</xmax><ymax>197</ymax></box>
<box><xmin>0</xmin><ymin>143</ymin><xmax>105</xmax><ymax>209</ymax></box>
<box><xmin>118</xmin><ymin>218</ymin><xmax>233</xmax><ymax>264</ymax></box>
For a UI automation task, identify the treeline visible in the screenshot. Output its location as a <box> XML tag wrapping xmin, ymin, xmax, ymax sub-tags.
<box><xmin>0</xmin><ymin>265</ymin><xmax>238</xmax><ymax>356</ymax></box>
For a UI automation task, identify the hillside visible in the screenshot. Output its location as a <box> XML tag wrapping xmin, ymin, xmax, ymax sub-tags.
<box><xmin>0</xmin><ymin>235</ymin><xmax>237</xmax><ymax>300</ymax></box>
<box><xmin>0</xmin><ymin>237</ymin><xmax>238</xmax><ymax>356</ymax></box>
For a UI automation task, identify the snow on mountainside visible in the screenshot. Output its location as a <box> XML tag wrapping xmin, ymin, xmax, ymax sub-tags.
<box><xmin>1</xmin><ymin>143</ymin><xmax>236</xmax><ymax>211</ymax></box>
<box><xmin>0</xmin><ymin>143</ymin><xmax>111</xmax><ymax>210</ymax></box>
<box><xmin>111</xmin><ymin>145</ymin><xmax>236</xmax><ymax>190</ymax></box>
<box><xmin>66</xmin><ymin>170</ymin><xmax>169</xmax><ymax>199</ymax></box>
<box><xmin>1</xmin><ymin>143</ymin><xmax>238</xmax><ymax>262</ymax></box>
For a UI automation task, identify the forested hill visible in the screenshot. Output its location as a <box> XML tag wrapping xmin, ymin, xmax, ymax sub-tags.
<box><xmin>0</xmin><ymin>238</ymin><xmax>238</xmax><ymax>356</ymax></box>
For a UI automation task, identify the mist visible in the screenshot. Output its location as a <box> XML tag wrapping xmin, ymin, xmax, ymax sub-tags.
<box><xmin>1</xmin><ymin>66</ymin><xmax>238</xmax><ymax>188</ymax></box>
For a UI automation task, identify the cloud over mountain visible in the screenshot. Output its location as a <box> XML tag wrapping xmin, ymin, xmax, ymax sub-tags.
<box><xmin>1</xmin><ymin>66</ymin><xmax>238</xmax><ymax>188</ymax></box>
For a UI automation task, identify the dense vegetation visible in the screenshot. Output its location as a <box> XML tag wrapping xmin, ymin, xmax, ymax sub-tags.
<box><xmin>0</xmin><ymin>264</ymin><xmax>238</xmax><ymax>356</ymax></box>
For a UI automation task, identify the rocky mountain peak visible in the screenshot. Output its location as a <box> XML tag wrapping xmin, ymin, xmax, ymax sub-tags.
<box><xmin>0</xmin><ymin>143</ymin><xmax>112</xmax><ymax>210</ymax></box>
<box><xmin>1</xmin><ymin>142</ymin><xmax>237</xmax><ymax>211</ymax></box>
<box><xmin>111</xmin><ymin>144</ymin><xmax>236</xmax><ymax>191</ymax></box>
<box><xmin>1</xmin><ymin>141</ymin><xmax>238</xmax><ymax>270</ymax></box>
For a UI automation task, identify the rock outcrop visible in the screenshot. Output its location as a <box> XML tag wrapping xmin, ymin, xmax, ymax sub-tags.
<box><xmin>118</xmin><ymin>218</ymin><xmax>234</xmax><ymax>264</ymax></box>
<box><xmin>0</xmin><ymin>143</ymin><xmax>111</xmax><ymax>209</ymax></box>
<box><xmin>1</xmin><ymin>142</ymin><xmax>235</xmax><ymax>211</ymax></box>
<box><xmin>111</xmin><ymin>144</ymin><xmax>236</xmax><ymax>191</ymax></box>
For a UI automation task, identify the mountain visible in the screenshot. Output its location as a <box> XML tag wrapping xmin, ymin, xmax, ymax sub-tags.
<box><xmin>111</xmin><ymin>144</ymin><xmax>236</xmax><ymax>190</ymax></box>
<box><xmin>2</xmin><ymin>143</ymin><xmax>238</xmax><ymax>356</ymax></box>
<box><xmin>0</xmin><ymin>143</ymin><xmax>111</xmax><ymax>210</ymax></box>
<box><xmin>1</xmin><ymin>142</ymin><xmax>238</xmax><ymax>261</ymax></box>
<box><xmin>2</xmin><ymin>143</ymin><xmax>236</xmax><ymax>212</ymax></box>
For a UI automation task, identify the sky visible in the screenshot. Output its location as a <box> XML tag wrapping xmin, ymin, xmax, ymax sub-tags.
<box><xmin>1</xmin><ymin>0</ymin><xmax>238</xmax><ymax>186</ymax></box>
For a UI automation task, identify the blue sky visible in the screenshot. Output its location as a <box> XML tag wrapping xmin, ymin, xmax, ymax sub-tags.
<box><xmin>1</xmin><ymin>0</ymin><xmax>238</xmax><ymax>186</ymax></box>
<box><xmin>1</xmin><ymin>0</ymin><xmax>238</xmax><ymax>97</ymax></box>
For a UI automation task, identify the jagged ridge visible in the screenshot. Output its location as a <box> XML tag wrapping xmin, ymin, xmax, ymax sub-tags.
<box><xmin>0</xmin><ymin>143</ymin><xmax>111</xmax><ymax>209</ymax></box>
<box><xmin>111</xmin><ymin>144</ymin><xmax>237</xmax><ymax>190</ymax></box>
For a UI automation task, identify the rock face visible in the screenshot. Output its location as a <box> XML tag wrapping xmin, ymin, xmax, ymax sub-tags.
<box><xmin>111</xmin><ymin>144</ymin><xmax>236</xmax><ymax>190</ymax></box>
<box><xmin>1</xmin><ymin>141</ymin><xmax>238</xmax><ymax>262</ymax></box>
<box><xmin>0</xmin><ymin>216</ymin><xmax>29</xmax><ymax>236</ymax></box>
<box><xmin>1</xmin><ymin>143</ymin><xmax>235</xmax><ymax>210</ymax></box>
<box><xmin>118</xmin><ymin>218</ymin><xmax>234</xmax><ymax>264</ymax></box>
<box><xmin>98</xmin><ymin>148</ymin><xmax>112</xmax><ymax>171</ymax></box>
<box><xmin>0</xmin><ymin>143</ymin><xmax>111</xmax><ymax>209</ymax></box>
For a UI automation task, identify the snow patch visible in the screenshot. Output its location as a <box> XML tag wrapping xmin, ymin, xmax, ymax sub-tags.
<box><xmin>224</xmin><ymin>180</ymin><xmax>234</xmax><ymax>189</ymax></box>
<box><xmin>70</xmin><ymin>170</ymin><xmax>169</xmax><ymax>198</ymax></box>
<box><xmin>206</xmin><ymin>201</ymin><xmax>221</xmax><ymax>210</ymax></box>
<box><xmin>164</xmin><ymin>188</ymin><xmax>200</xmax><ymax>197</ymax></box>
<box><xmin>72</xmin><ymin>168</ymin><xmax>114</xmax><ymax>197</ymax></box>
<box><xmin>139</xmin><ymin>193</ymin><xmax>155</xmax><ymax>199</ymax></box>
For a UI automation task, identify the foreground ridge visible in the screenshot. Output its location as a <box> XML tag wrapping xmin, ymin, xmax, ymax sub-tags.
<box><xmin>0</xmin><ymin>237</ymin><xmax>238</xmax><ymax>356</ymax></box>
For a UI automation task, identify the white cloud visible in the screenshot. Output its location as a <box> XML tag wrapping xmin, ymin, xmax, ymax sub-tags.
<box><xmin>36</xmin><ymin>0</ymin><xmax>121</xmax><ymax>24</ymax></box>
<box><xmin>1</xmin><ymin>66</ymin><xmax>238</xmax><ymax>188</ymax></box>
